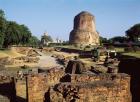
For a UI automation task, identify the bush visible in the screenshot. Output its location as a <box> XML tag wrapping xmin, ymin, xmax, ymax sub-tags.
<box><xmin>74</xmin><ymin>44</ymin><xmax>81</xmax><ymax>48</ymax></box>
<box><xmin>85</xmin><ymin>45</ymin><xmax>91</xmax><ymax>48</ymax></box>
<box><xmin>133</xmin><ymin>46</ymin><xmax>140</xmax><ymax>51</ymax></box>
<box><xmin>83</xmin><ymin>45</ymin><xmax>92</xmax><ymax>51</ymax></box>
<box><xmin>21</xmin><ymin>65</ymin><xmax>29</xmax><ymax>69</ymax></box>
<box><xmin>124</xmin><ymin>47</ymin><xmax>134</xmax><ymax>52</ymax></box>
<box><xmin>107</xmin><ymin>45</ymin><xmax>115</xmax><ymax>50</ymax></box>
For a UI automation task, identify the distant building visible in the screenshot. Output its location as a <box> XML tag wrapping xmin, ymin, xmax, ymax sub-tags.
<box><xmin>44</xmin><ymin>32</ymin><xmax>48</xmax><ymax>36</ymax></box>
<box><xmin>41</xmin><ymin>32</ymin><xmax>52</xmax><ymax>46</ymax></box>
<box><xmin>55</xmin><ymin>37</ymin><xmax>63</xmax><ymax>43</ymax></box>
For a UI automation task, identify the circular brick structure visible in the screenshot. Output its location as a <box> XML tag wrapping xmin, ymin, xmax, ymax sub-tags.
<box><xmin>69</xmin><ymin>11</ymin><xmax>99</xmax><ymax>45</ymax></box>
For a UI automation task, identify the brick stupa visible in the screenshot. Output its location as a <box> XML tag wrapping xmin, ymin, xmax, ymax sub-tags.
<box><xmin>69</xmin><ymin>11</ymin><xmax>99</xmax><ymax>45</ymax></box>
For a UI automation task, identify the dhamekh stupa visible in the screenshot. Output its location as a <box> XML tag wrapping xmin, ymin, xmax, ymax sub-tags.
<box><xmin>69</xmin><ymin>11</ymin><xmax>99</xmax><ymax>45</ymax></box>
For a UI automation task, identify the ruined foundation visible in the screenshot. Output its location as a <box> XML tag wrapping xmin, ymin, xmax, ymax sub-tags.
<box><xmin>27</xmin><ymin>67</ymin><xmax>131</xmax><ymax>102</ymax></box>
<box><xmin>0</xmin><ymin>76</ymin><xmax>16</xmax><ymax>102</ymax></box>
<box><xmin>27</xmin><ymin>68</ymin><xmax>65</xmax><ymax>102</ymax></box>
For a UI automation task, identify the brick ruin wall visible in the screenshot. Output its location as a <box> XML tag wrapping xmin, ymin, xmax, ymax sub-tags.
<box><xmin>0</xmin><ymin>76</ymin><xmax>16</xmax><ymax>102</ymax></box>
<box><xmin>27</xmin><ymin>68</ymin><xmax>131</xmax><ymax>102</ymax></box>
<box><xmin>119</xmin><ymin>58</ymin><xmax>140</xmax><ymax>102</ymax></box>
<box><xmin>50</xmin><ymin>81</ymin><xmax>130</xmax><ymax>102</ymax></box>
<box><xmin>67</xmin><ymin>73</ymin><xmax>130</xmax><ymax>84</ymax></box>
<box><xmin>27</xmin><ymin>68</ymin><xmax>65</xmax><ymax>102</ymax></box>
<box><xmin>50</xmin><ymin>73</ymin><xmax>131</xmax><ymax>102</ymax></box>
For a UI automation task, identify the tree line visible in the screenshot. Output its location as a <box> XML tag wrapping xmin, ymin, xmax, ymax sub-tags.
<box><xmin>0</xmin><ymin>9</ymin><xmax>40</xmax><ymax>48</ymax></box>
<box><xmin>1</xmin><ymin>9</ymin><xmax>139</xmax><ymax>48</ymax></box>
<box><xmin>100</xmin><ymin>23</ymin><xmax>140</xmax><ymax>44</ymax></box>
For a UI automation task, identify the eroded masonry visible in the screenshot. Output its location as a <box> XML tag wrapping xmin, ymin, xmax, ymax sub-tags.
<box><xmin>27</xmin><ymin>67</ymin><xmax>131</xmax><ymax>102</ymax></box>
<box><xmin>0</xmin><ymin>76</ymin><xmax>16</xmax><ymax>102</ymax></box>
<box><xmin>0</xmin><ymin>61</ymin><xmax>132</xmax><ymax>102</ymax></box>
<box><xmin>0</xmin><ymin>11</ymin><xmax>133</xmax><ymax>102</ymax></box>
<box><xmin>69</xmin><ymin>11</ymin><xmax>99</xmax><ymax>45</ymax></box>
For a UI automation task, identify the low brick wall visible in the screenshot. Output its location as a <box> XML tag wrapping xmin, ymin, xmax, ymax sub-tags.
<box><xmin>50</xmin><ymin>81</ymin><xmax>131</xmax><ymax>102</ymax></box>
<box><xmin>0</xmin><ymin>76</ymin><xmax>16</xmax><ymax>102</ymax></box>
<box><xmin>27</xmin><ymin>72</ymin><xmax>131</xmax><ymax>102</ymax></box>
<box><xmin>55</xmin><ymin>73</ymin><xmax>131</xmax><ymax>102</ymax></box>
<box><xmin>68</xmin><ymin>73</ymin><xmax>130</xmax><ymax>84</ymax></box>
<box><xmin>27</xmin><ymin>68</ymin><xmax>65</xmax><ymax>102</ymax></box>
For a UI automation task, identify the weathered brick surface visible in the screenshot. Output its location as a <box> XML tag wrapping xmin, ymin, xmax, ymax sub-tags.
<box><xmin>0</xmin><ymin>76</ymin><xmax>16</xmax><ymax>102</ymax></box>
<box><xmin>27</xmin><ymin>68</ymin><xmax>65</xmax><ymax>102</ymax></box>
<box><xmin>60</xmin><ymin>73</ymin><xmax>131</xmax><ymax>102</ymax></box>
<box><xmin>69</xmin><ymin>11</ymin><xmax>99</xmax><ymax>45</ymax></box>
<box><xmin>65</xmin><ymin>60</ymin><xmax>85</xmax><ymax>74</ymax></box>
<box><xmin>68</xmin><ymin>73</ymin><xmax>130</xmax><ymax>84</ymax></box>
<box><xmin>27</xmin><ymin>72</ymin><xmax>131</xmax><ymax>102</ymax></box>
<box><xmin>50</xmin><ymin>81</ymin><xmax>131</xmax><ymax>102</ymax></box>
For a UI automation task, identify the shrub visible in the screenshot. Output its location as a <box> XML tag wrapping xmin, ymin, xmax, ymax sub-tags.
<box><xmin>21</xmin><ymin>65</ymin><xmax>29</xmax><ymax>69</ymax></box>
<box><xmin>85</xmin><ymin>45</ymin><xmax>91</xmax><ymax>48</ymax></box>
<box><xmin>133</xmin><ymin>46</ymin><xmax>140</xmax><ymax>51</ymax></box>
<box><xmin>107</xmin><ymin>45</ymin><xmax>115</xmax><ymax>50</ymax></box>
<box><xmin>124</xmin><ymin>47</ymin><xmax>134</xmax><ymax>52</ymax></box>
<box><xmin>74</xmin><ymin>44</ymin><xmax>81</xmax><ymax>48</ymax></box>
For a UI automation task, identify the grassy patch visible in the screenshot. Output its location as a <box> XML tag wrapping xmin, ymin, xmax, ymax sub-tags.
<box><xmin>0</xmin><ymin>49</ymin><xmax>23</xmax><ymax>58</ymax></box>
<box><xmin>114</xmin><ymin>47</ymin><xmax>124</xmax><ymax>52</ymax></box>
<box><xmin>122</xmin><ymin>51</ymin><xmax>140</xmax><ymax>58</ymax></box>
<box><xmin>58</xmin><ymin>45</ymin><xmax>83</xmax><ymax>50</ymax></box>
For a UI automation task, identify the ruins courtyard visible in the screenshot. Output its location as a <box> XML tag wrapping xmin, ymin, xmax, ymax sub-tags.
<box><xmin>0</xmin><ymin>45</ymin><xmax>138</xmax><ymax>102</ymax></box>
<box><xmin>0</xmin><ymin>1</ymin><xmax>140</xmax><ymax>102</ymax></box>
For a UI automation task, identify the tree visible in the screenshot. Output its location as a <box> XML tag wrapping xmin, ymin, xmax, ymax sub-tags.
<box><xmin>3</xmin><ymin>21</ymin><xmax>21</xmax><ymax>47</ymax></box>
<box><xmin>0</xmin><ymin>33</ymin><xmax>4</xmax><ymax>48</ymax></box>
<box><xmin>0</xmin><ymin>9</ymin><xmax>5</xmax><ymax>18</ymax></box>
<box><xmin>109</xmin><ymin>36</ymin><xmax>127</xmax><ymax>43</ymax></box>
<box><xmin>19</xmin><ymin>24</ymin><xmax>32</xmax><ymax>44</ymax></box>
<box><xmin>28</xmin><ymin>36</ymin><xmax>40</xmax><ymax>47</ymax></box>
<box><xmin>126</xmin><ymin>24</ymin><xmax>140</xmax><ymax>42</ymax></box>
<box><xmin>41</xmin><ymin>35</ymin><xmax>53</xmax><ymax>46</ymax></box>
<box><xmin>0</xmin><ymin>9</ymin><xmax>6</xmax><ymax>48</ymax></box>
<box><xmin>3</xmin><ymin>21</ymin><xmax>32</xmax><ymax>47</ymax></box>
<box><xmin>100</xmin><ymin>36</ymin><xmax>108</xmax><ymax>44</ymax></box>
<box><xmin>0</xmin><ymin>9</ymin><xmax>33</xmax><ymax>48</ymax></box>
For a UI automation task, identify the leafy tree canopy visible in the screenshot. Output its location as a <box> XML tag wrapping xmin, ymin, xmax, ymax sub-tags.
<box><xmin>0</xmin><ymin>9</ymin><xmax>5</xmax><ymax>18</ymax></box>
<box><xmin>19</xmin><ymin>24</ymin><xmax>32</xmax><ymax>44</ymax></box>
<box><xmin>109</xmin><ymin>36</ymin><xmax>127</xmax><ymax>43</ymax></box>
<box><xmin>0</xmin><ymin>9</ymin><xmax>38</xmax><ymax>48</ymax></box>
<box><xmin>4</xmin><ymin>21</ymin><xmax>21</xmax><ymax>47</ymax></box>
<box><xmin>41</xmin><ymin>35</ymin><xmax>53</xmax><ymax>43</ymax></box>
<box><xmin>28</xmin><ymin>36</ymin><xmax>40</xmax><ymax>46</ymax></box>
<box><xmin>100</xmin><ymin>36</ymin><xmax>108</xmax><ymax>44</ymax></box>
<box><xmin>126</xmin><ymin>23</ymin><xmax>140</xmax><ymax>42</ymax></box>
<box><xmin>0</xmin><ymin>9</ymin><xmax>6</xmax><ymax>47</ymax></box>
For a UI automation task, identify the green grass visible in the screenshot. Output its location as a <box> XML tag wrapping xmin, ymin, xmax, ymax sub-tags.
<box><xmin>55</xmin><ymin>45</ymin><xmax>84</xmax><ymax>50</ymax></box>
<box><xmin>122</xmin><ymin>51</ymin><xmax>140</xmax><ymax>58</ymax></box>
<box><xmin>114</xmin><ymin>47</ymin><xmax>124</xmax><ymax>52</ymax></box>
<box><xmin>56</xmin><ymin>45</ymin><xmax>99</xmax><ymax>51</ymax></box>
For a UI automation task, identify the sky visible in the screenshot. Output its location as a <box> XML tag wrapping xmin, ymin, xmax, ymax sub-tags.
<box><xmin>0</xmin><ymin>0</ymin><xmax>140</xmax><ymax>41</ymax></box>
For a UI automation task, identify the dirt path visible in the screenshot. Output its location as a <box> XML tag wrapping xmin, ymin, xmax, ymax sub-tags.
<box><xmin>37</xmin><ymin>52</ymin><xmax>62</xmax><ymax>68</ymax></box>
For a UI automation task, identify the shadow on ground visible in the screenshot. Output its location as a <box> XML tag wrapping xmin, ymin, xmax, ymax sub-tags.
<box><xmin>119</xmin><ymin>55</ymin><xmax>140</xmax><ymax>102</ymax></box>
<box><xmin>0</xmin><ymin>82</ymin><xmax>16</xmax><ymax>102</ymax></box>
<box><xmin>16</xmin><ymin>96</ymin><xmax>26</xmax><ymax>102</ymax></box>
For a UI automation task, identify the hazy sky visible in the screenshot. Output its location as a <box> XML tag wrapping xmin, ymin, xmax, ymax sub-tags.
<box><xmin>0</xmin><ymin>0</ymin><xmax>140</xmax><ymax>40</ymax></box>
